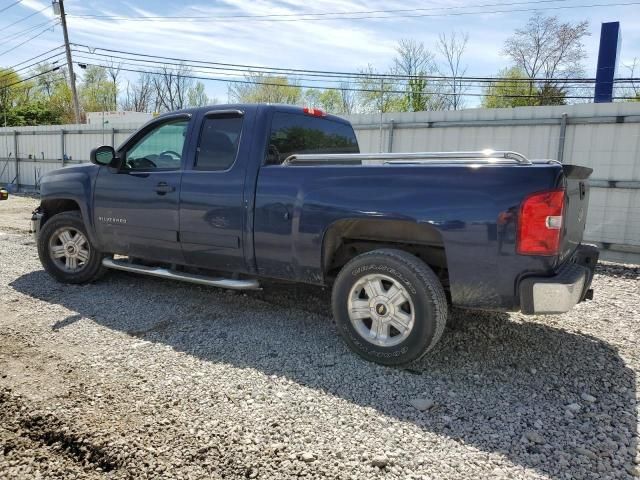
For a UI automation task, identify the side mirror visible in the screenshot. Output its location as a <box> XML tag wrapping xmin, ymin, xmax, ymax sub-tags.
<box><xmin>90</xmin><ymin>145</ymin><xmax>117</xmax><ymax>166</ymax></box>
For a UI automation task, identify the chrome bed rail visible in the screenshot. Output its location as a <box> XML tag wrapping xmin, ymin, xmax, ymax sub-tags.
<box><xmin>282</xmin><ymin>150</ymin><xmax>531</xmax><ymax>166</ymax></box>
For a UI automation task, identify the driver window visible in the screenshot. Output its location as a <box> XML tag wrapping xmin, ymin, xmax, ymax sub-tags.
<box><xmin>125</xmin><ymin>119</ymin><xmax>189</xmax><ymax>170</ymax></box>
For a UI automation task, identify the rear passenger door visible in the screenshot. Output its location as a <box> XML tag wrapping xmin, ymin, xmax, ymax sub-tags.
<box><xmin>179</xmin><ymin>109</ymin><xmax>250</xmax><ymax>272</ymax></box>
<box><xmin>254</xmin><ymin>110</ymin><xmax>360</xmax><ymax>280</ymax></box>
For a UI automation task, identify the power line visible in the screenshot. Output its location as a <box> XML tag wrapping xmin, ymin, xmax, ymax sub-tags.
<box><xmin>70</xmin><ymin>51</ymin><xmax>602</xmax><ymax>94</ymax></box>
<box><xmin>0</xmin><ymin>65</ymin><xmax>61</xmax><ymax>90</ymax></box>
<box><xmin>1</xmin><ymin>45</ymin><xmax>65</xmax><ymax>71</ymax></box>
<box><xmin>68</xmin><ymin>0</ymin><xmax>572</xmax><ymax>20</ymax></box>
<box><xmin>5</xmin><ymin>19</ymin><xmax>59</xmax><ymax>43</ymax></box>
<box><xmin>0</xmin><ymin>51</ymin><xmax>66</xmax><ymax>80</ymax></box>
<box><xmin>0</xmin><ymin>0</ymin><xmax>21</xmax><ymax>14</ymax></box>
<box><xmin>0</xmin><ymin>57</ymin><xmax>633</xmax><ymax>102</ymax></box>
<box><xmin>1</xmin><ymin>5</ymin><xmax>49</xmax><ymax>29</ymax></box>
<box><xmin>72</xmin><ymin>44</ymin><xmax>570</xmax><ymax>83</ymax></box>
<box><xmin>76</xmin><ymin>60</ymin><xmax>606</xmax><ymax>100</ymax></box>
<box><xmin>65</xmin><ymin>1</ymin><xmax>640</xmax><ymax>22</ymax></box>
<box><xmin>71</xmin><ymin>44</ymin><xmax>640</xmax><ymax>85</ymax></box>
<box><xmin>0</xmin><ymin>22</ymin><xmax>59</xmax><ymax>57</ymax></box>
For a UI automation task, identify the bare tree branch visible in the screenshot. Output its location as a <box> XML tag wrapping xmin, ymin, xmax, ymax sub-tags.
<box><xmin>437</xmin><ymin>32</ymin><xmax>469</xmax><ymax>110</ymax></box>
<box><xmin>502</xmin><ymin>13</ymin><xmax>589</xmax><ymax>104</ymax></box>
<box><xmin>121</xmin><ymin>73</ymin><xmax>154</xmax><ymax>112</ymax></box>
<box><xmin>152</xmin><ymin>64</ymin><xmax>194</xmax><ymax>112</ymax></box>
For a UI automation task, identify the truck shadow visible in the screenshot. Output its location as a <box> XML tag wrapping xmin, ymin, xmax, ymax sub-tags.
<box><xmin>10</xmin><ymin>270</ymin><xmax>638</xmax><ymax>479</ymax></box>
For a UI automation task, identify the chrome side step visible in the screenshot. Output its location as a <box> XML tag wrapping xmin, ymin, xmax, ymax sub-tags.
<box><xmin>102</xmin><ymin>258</ymin><xmax>261</xmax><ymax>290</ymax></box>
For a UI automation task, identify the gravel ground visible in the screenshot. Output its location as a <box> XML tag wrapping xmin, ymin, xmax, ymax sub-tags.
<box><xmin>0</xmin><ymin>194</ymin><xmax>639</xmax><ymax>479</ymax></box>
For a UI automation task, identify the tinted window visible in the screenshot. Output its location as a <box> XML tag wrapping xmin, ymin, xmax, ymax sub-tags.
<box><xmin>126</xmin><ymin>119</ymin><xmax>188</xmax><ymax>170</ymax></box>
<box><xmin>196</xmin><ymin>116</ymin><xmax>243</xmax><ymax>171</ymax></box>
<box><xmin>267</xmin><ymin>112</ymin><xmax>359</xmax><ymax>164</ymax></box>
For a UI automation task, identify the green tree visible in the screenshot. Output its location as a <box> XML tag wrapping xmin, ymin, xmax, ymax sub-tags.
<box><xmin>303</xmin><ymin>88</ymin><xmax>344</xmax><ymax>113</ymax></box>
<box><xmin>228</xmin><ymin>75</ymin><xmax>301</xmax><ymax>104</ymax></box>
<box><xmin>0</xmin><ymin>68</ymin><xmax>21</xmax><ymax>117</ymax></box>
<box><xmin>187</xmin><ymin>81</ymin><xmax>210</xmax><ymax>107</ymax></box>
<box><xmin>4</xmin><ymin>102</ymin><xmax>60</xmax><ymax>126</ymax></box>
<box><xmin>49</xmin><ymin>81</ymin><xmax>75</xmax><ymax>123</ymax></box>
<box><xmin>33</xmin><ymin>64</ymin><xmax>66</xmax><ymax>100</ymax></box>
<box><xmin>357</xmin><ymin>65</ymin><xmax>403</xmax><ymax>114</ymax></box>
<box><xmin>80</xmin><ymin>66</ymin><xmax>116</xmax><ymax>112</ymax></box>
<box><xmin>537</xmin><ymin>83</ymin><xmax>566</xmax><ymax>105</ymax></box>
<box><xmin>1</xmin><ymin>65</ymin><xmax>71</xmax><ymax>126</ymax></box>
<box><xmin>482</xmin><ymin>67</ymin><xmax>535</xmax><ymax>108</ymax></box>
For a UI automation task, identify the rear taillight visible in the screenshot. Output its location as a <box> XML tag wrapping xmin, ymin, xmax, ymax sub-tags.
<box><xmin>516</xmin><ymin>189</ymin><xmax>565</xmax><ymax>256</ymax></box>
<box><xmin>303</xmin><ymin>107</ymin><xmax>326</xmax><ymax>117</ymax></box>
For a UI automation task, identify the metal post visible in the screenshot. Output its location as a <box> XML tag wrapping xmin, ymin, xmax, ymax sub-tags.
<box><xmin>57</xmin><ymin>0</ymin><xmax>81</xmax><ymax>124</ymax></box>
<box><xmin>557</xmin><ymin>113</ymin><xmax>568</xmax><ymax>163</ymax></box>
<box><xmin>60</xmin><ymin>129</ymin><xmax>65</xmax><ymax>167</ymax></box>
<box><xmin>12</xmin><ymin>131</ymin><xmax>19</xmax><ymax>188</ymax></box>
<box><xmin>387</xmin><ymin>120</ymin><xmax>395</xmax><ymax>153</ymax></box>
<box><xmin>111</xmin><ymin>128</ymin><xmax>115</xmax><ymax>147</ymax></box>
<box><xmin>379</xmin><ymin>78</ymin><xmax>384</xmax><ymax>153</ymax></box>
<box><xmin>594</xmin><ymin>22</ymin><xmax>621</xmax><ymax>103</ymax></box>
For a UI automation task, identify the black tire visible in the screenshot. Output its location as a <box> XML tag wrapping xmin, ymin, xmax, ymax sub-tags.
<box><xmin>332</xmin><ymin>248</ymin><xmax>447</xmax><ymax>366</ymax></box>
<box><xmin>37</xmin><ymin>211</ymin><xmax>107</xmax><ymax>284</ymax></box>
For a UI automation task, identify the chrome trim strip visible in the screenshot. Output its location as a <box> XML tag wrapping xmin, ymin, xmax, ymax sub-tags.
<box><xmin>283</xmin><ymin>150</ymin><xmax>531</xmax><ymax>166</ymax></box>
<box><xmin>102</xmin><ymin>258</ymin><xmax>261</xmax><ymax>290</ymax></box>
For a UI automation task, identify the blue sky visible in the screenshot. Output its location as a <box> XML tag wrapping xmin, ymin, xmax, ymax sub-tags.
<box><xmin>3</xmin><ymin>0</ymin><xmax>640</xmax><ymax>106</ymax></box>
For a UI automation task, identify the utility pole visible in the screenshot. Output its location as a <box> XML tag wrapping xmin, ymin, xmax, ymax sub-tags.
<box><xmin>54</xmin><ymin>0</ymin><xmax>81</xmax><ymax>123</ymax></box>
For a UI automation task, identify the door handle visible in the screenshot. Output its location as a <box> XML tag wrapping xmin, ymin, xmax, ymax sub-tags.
<box><xmin>154</xmin><ymin>182</ymin><xmax>175</xmax><ymax>195</ymax></box>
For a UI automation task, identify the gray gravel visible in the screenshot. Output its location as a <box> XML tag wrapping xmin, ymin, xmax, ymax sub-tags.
<box><xmin>1</xmin><ymin>195</ymin><xmax>639</xmax><ymax>479</ymax></box>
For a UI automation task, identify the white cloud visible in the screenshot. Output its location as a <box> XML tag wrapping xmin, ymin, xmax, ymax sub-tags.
<box><xmin>5</xmin><ymin>0</ymin><xmax>640</xmax><ymax>103</ymax></box>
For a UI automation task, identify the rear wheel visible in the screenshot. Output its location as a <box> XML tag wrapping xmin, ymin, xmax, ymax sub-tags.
<box><xmin>37</xmin><ymin>211</ymin><xmax>107</xmax><ymax>284</ymax></box>
<box><xmin>332</xmin><ymin>248</ymin><xmax>447</xmax><ymax>366</ymax></box>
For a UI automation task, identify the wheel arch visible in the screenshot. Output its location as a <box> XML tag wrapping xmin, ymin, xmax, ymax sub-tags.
<box><xmin>41</xmin><ymin>198</ymin><xmax>81</xmax><ymax>220</ymax></box>
<box><xmin>321</xmin><ymin>218</ymin><xmax>449</xmax><ymax>288</ymax></box>
<box><xmin>39</xmin><ymin>196</ymin><xmax>99</xmax><ymax>248</ymax></box>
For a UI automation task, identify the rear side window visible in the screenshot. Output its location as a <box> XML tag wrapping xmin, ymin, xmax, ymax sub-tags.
<box><xmin>267</xmin><ymin>112</ymin><xmax>359</xmax><ymax>164</ymax></box>
<box><xmin>195</xmin><ymin>115</ymin><xmax>243</xmax><ymax>171</ymax></box>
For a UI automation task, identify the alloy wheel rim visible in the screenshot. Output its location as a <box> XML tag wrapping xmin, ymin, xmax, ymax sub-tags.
<box><xmin>347</xmin><ymin>273</ymin><xmax>415</xmax><ymax>347</ymax></box>
<box><xmin>48</xmin><ymin>227</ymin><xmax>90</xmax><ymax>272</ymax></box>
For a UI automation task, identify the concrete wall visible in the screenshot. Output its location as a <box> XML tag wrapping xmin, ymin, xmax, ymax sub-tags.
<box><xmin>0</xmin><ymin>123</ymin><xmax>139</xmax><ymax>187</ymax></box>
<box><xmin>1</xmin><ymin>103</ymin><xmax>639</xmax><ymax>263</ymax></box>
<box><xmin>85</xmin><ymin>111</ymin><xmax>153</xmax><ymax>126</ymax></box>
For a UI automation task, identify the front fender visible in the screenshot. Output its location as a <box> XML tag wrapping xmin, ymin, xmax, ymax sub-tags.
<box><xmin>39</xmin><ymin>164</ymin><xmax>100</xmax><ymax>247</ymax></box>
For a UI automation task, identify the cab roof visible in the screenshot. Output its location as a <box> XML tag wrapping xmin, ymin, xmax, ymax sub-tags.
<box><xmin>159</xmin><ymin>103</ymin><xmax>351</xmax><ymax>125</ymax></box>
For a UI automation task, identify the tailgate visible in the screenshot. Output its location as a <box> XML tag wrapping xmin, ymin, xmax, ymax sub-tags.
<box><xmin>559</xmin><ymin>165</ymin><xmax>593</xmax><ymax>262</ymax></box>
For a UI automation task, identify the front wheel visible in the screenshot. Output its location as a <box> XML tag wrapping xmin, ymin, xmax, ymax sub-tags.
<box><xmin>332</xmin><ymin>249</ymin><xmax>448</xmax><ymax>366</ymax></box>
<box><xmin>37</xmin><ymin>211</ymin><xmax>107</xmax><ymax>284</ymax></box>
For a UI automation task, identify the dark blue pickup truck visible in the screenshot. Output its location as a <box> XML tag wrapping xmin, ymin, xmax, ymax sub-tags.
<box><xmin>31</xmin><ymin>104</ymin><xmax>598</xmax><ymax>365</ymax></box>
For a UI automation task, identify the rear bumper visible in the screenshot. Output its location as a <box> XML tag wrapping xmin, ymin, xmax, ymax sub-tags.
<box><xmin>519</xmin><ymin>244</ymin><xmax>599</xmax><ymax>315</ymax></box>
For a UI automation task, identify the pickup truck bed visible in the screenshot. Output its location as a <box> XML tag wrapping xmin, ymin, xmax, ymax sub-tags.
<box><xmin>31</xmin><ymin>103</ymin><xmax>598</xmax><ymax>365</ymax></box>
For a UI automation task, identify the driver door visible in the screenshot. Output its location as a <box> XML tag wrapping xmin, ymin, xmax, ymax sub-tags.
<box><xmin>93</xmin><ymin>115</ymin><xmax>192</xmax><ymax>264</ymax></box>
